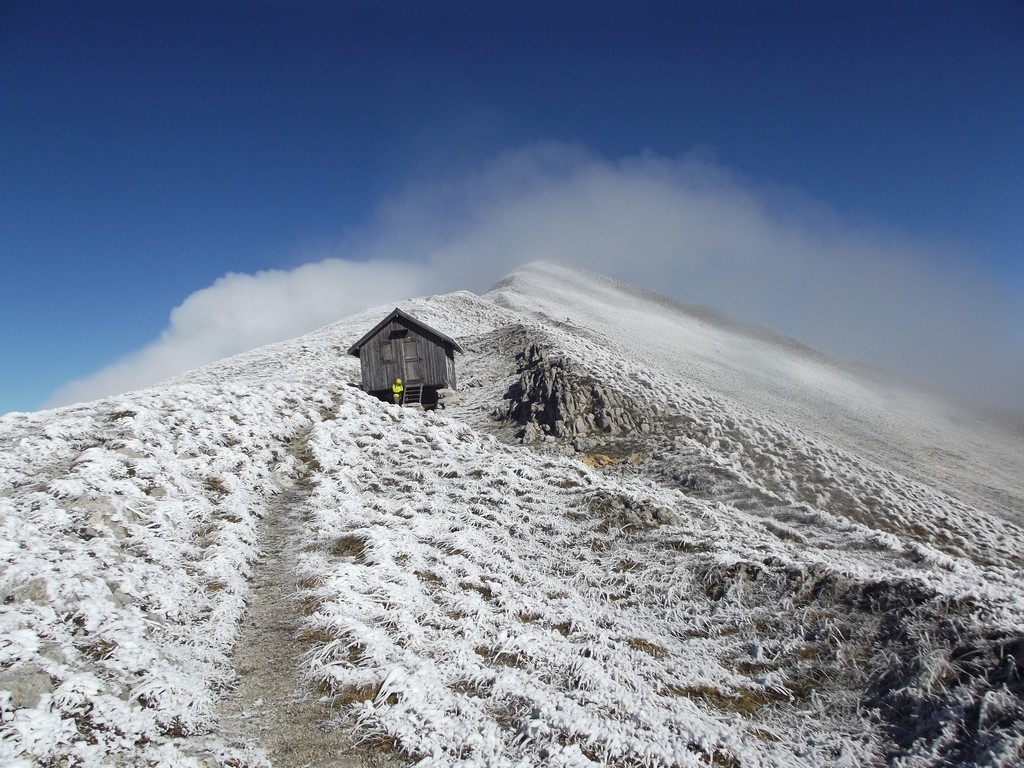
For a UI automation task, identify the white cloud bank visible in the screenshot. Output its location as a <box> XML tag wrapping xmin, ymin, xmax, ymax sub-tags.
<box><xmin>48</xmin><ymin>143</ymin><xmax>1024</xmax><ymax>413</ymax></box>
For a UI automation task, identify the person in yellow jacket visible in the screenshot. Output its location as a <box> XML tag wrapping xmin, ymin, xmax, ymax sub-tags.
<box><xmin>391</xmin><ymin>377</ymin><xmax>404</xmax><ymax>404</ymax></box>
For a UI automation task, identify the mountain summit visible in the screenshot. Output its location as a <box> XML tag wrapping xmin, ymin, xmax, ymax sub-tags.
<box><xmin>3</xmin><ymin>264</ymin><xmax>1023</xmax><ymax>767</ymax></box>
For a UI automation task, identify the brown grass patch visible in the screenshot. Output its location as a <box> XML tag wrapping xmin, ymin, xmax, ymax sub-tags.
<box><xmin>298</xmin><ymin>574</ymin><xmax>324</xmax><ymax>590</ymax></box>
<box><xmin>204</xmin><ymin>477</ymin><xmax>229</xmax><ymax>496</ymax></box>
<box><xmin>627</xmin><ymin>637</ymin><xmax>668</xmax><ymax>658</ymax></box>
<box><xmin>333</xmin><ymin>682</ymin><xmax>379</xmax><ymax>707</ymax></box>
<box><xmin>330</xmin><ymin>534</ymin><xmax>367</xmax><ymax>561</ymax></box>
<box><xmin>475</xmin><ymin>646</ymin><xmax>526</xmax><ymax>668</ymax></box>
<box><xmin>553</xmin><ymin>621</ymin><xmax>573</xmax><ymax>636</ymax></box>
<box><xmin>299</xmin><ymin>626</ymin><xmax>336</xmax><ymax>644</ymax></box>
<box><xmin>665</xmin><ymin>683</ymin><xmax>788</xmax><ymax>715</ymax></box>
<box><xmin>459</xmin><ymin>581</ymin><xmax>494</xmax><ymax>600</ymax></box>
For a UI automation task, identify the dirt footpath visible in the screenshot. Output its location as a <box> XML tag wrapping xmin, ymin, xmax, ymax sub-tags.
<box><xmin>214</xmin><ymin>482</ymin><xmax>405</xmax><ymax>768</ymax></box>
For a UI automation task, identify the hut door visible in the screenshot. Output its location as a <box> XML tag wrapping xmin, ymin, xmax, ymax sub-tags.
<box><xmin>401</xmin><ymin>338</ymin><xmax>422</xmax><ymax>382</ymax></box>
<box><xmin>379</xmin><ymin>340</ymin><xmax>401</xmax><ymax>387</ymax></box>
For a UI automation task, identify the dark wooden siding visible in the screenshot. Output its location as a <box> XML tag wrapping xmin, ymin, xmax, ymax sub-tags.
<box><xmin>445</xmin><ymin>348</ymin><xmax>457</xmax><ymax>390</ymax></box>
<box><xmin>358</xmin><ymin>316</ymin><xmax>457</xmax><ymax>393</ymax></box>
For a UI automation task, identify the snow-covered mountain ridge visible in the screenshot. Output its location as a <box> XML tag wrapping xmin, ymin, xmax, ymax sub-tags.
<box><xmin>2</xmin><ymin>263</ymin><xmax>1022</xmax><ymax>767</ymax></box>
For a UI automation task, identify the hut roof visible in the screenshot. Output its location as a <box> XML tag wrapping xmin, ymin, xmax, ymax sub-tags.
<box><xmin>346</xmin><ymin>308</ymin><xmax>464</xmax><ymax>357</ymax></box>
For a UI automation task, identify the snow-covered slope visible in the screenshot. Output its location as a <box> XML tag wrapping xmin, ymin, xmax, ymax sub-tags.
<box><xmin>2</xmin><ymin>263</ymin><xmax>1022</xmax><ymax>767</ymax></box>
<box><xmin>488</xmin><ymin>263</ymin><xmax>1024</xmax><ymax>526</ymax></box>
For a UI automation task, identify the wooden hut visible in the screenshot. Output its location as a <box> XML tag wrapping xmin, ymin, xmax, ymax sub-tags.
<box><xmin>347</xmin><ymin>308</ymin><xmax>463</xmax><ymax>406</ymax></box>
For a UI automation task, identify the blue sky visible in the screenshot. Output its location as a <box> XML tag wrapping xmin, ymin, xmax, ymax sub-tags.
<box><xmin>2</xmin><ymin>1</ymin><xmax>1022</xmax><ymax>415</ymax></box>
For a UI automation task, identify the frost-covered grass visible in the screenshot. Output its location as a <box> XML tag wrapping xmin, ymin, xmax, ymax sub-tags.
<box><xmin>0</xmin><ymin>382</ymin><xmax>336</xmax><ymax>766</ymax></box>
<box><xmin>2</xmin><ymin>263</ymin><xmax>1023</xmax><ymax>767</ymax></box>
<box><xmin>293</xmin><ymin>388</ymin><xmax>1024</xmax><ymax>767</ymax></box>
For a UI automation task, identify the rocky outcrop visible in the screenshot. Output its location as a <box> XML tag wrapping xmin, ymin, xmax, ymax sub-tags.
<box><xmin>586</xmin><ymin>488</ymin><xmax>678</xmax><ymax>528</ymax></box>
<box><xmin>496</xmin><ymin>342</ymin><xmax>658</xmax><ymax>444</ymax></box>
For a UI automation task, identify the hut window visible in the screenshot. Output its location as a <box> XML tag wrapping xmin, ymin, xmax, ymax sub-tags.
<box><xmin>389</xmin><ymin>328</ymin><xmax>409</xmax><ymax>339</ymax></box>
<box><xmin>380</xmin><ymin>341</ymin><xmax>395</xmax><ymax>362</ymax></box>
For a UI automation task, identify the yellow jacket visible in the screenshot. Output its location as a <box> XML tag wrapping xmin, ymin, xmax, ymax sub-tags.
<box><xmin>392</xmin><ymin>381</ymin><xmax>404</xmax><ymax>395</ymax></box>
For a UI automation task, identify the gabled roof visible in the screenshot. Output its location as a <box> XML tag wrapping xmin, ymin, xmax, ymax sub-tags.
<box><xmin>346</xmin><ymin>308</ymin><xmax>464</xmax><ymax>357</ymax></box>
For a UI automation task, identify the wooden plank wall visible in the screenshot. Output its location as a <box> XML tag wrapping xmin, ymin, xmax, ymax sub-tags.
<box><xmin>359</xmin><ymin>318</ymin><xmax>457</xmax><ymax>393</ymax></box>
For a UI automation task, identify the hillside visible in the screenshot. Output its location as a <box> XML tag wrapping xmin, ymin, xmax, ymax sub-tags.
<box><xmin>2</xmin><ymin>263</ymin><xmax>1022</xmax><ymax>767</ymax></box>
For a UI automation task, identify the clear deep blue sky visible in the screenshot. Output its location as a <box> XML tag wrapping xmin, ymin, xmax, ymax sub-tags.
<box><xmin>2</xmin><ymin>1</ymin><xmax>1022</xmax><ymax>414</ymax></box>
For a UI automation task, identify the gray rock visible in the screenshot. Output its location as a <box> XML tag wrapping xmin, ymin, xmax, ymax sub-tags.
<box><xmin>496</xmin><ymin>341</ymin><xmax>659</xmax><ymax>444</ymax></box>
<box><xmin>2</xmin><ymin>578</ymin><xmax>50</xmax><ymax>605</ymax></box>
<box><xmin>0</xmin><ymin>665</ymin><xmax>54</xmax><ymax>709</ymax></box>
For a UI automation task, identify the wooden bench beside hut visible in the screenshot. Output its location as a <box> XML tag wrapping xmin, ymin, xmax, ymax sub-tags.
<box><xmin>347</xmin><ymin>308</ymin><xmax>463</xmax><ymax>408</ymax></box>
